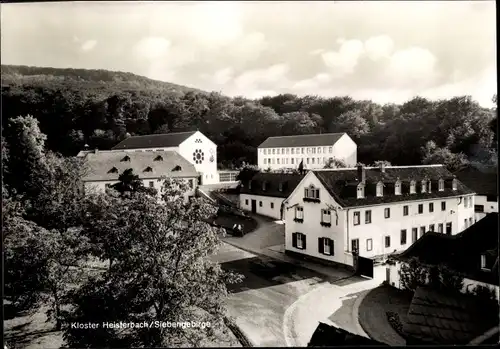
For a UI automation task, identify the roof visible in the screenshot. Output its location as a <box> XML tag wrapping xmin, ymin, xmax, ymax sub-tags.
<box><xmin>396</xmin><ymin>213</ymin><xmax>499</xmax><ymax>285</ymax></box>
<box><xmin>81</xmin><ymin>150</ymin><xmax>199</xmax><ymax>181</ymax></box>
<box><xmin>404</xmin><ymin>286</ymin><xmax>499</xmax><ymax>345</ymax></box>
<box><xmin>111</xmin><ymin>131</ymin><xmax>196</xmax><ymax>150</ymax></box>
<box><xmin>312</xmin><ymin>165</ymin><xmax>475</xmax><ymax>208</ymax></box>
<box><xmin>240</xmin><ymin>172</ymin><xmax>306</xmax><ymax>199</ymax></box>
<box><xmin>454</xmin><ymin>165</ymin><xmax>497</xmax><ymax>196</ymax></box>
<box><xmin>308</xmin><ymin>322</ymin><xmax>388</xmax><ymax>346</ymax></box>
<box><xmin>258</xmin><ymin>132</ymin><xmax>346</xmax><ymax>148</ymax></box>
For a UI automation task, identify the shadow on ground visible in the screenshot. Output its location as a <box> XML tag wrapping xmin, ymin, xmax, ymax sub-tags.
<box><xmin>222</xmin><ymin>256</ymin><xmax>330</xmax><ymax>293</ymax></box>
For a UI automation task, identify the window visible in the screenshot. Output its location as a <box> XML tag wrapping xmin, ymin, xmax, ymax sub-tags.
<box><xmin>481</xmin><ymin>254</ymin><xmax>489</xmax><ymax>270</ymax></box>
<box><xmin>486</xmin><ymin>195</ymin><xmax>497</xmax><ymax>202</ymax></box>
<box><xmin>306</xmin><ymin>158</ymin><xmax>310</xmax><ymax>164</ymax></box>
<box><xmin>286</xmin><ymin>148</ymin><xmax>290</xmax><ymax>154</ymax></box>
<box><xmin>277</xmin><ymin>159</ymin><xmax>280</xmax><ymax>164</ymax></box>
<box><xmin>438</xmin><ymin>178</ymin><xmax>444</xmax><ymax>191</ymax></box>
<box><xmin>321</xmin><ymin>209</ymin><xmax>331</xmax><ymax>224</ymax></box>
<box><xmin>418</xmin><ymin>204</ymin><xmax>423</xmax><ymax>214</ymax></box>
<box><xmin>329</xmin><ymin>146</ymin><xmax>333</xmax><ymax>153</ymax></box>
<box><xmin>248</xmin><ymin>180</ymin><xmax>252</xmax><ymax>190</ymax></box>
<box><xmin>400</xmin><ymin>230</ymin><xmax>407</xmax><ymax>245</ymax></box>
<box><xmin>403</xmin><ymin>205</ymin><xmax>409</xmax><ymax>216</ymax></box>
<box><xmin>351</xmin><ymin>239</ymin><xmax>359</xmax><ymax>253</ymax></box>
<box><xmin>464</xmin><ymin>218</ymin><xmax>468</xmax><ymax>228</ymax></box>
<box><xmin>304</xmin><ymin>185</ymin><xmax>320</xmax><ymax>201</ymax></box>
<box><xmin>263</xmin><ymin>149</ymin><xmax>267</xmax><ymax>155</ymax></box>
<box><xmin>428</xmin><ymin>180</ymin><xmax>432</xmax><ymax>193</ymax></box>
<box><xmin>312</xmin><ymin>158</ymin><xmax>315</xmax><ymax>164</ymax></box>
<box><xmin>366</xmin><ymin>238</ymin><xmax>373</xmax><ymax>251</ymax></box>
<box><xmin>278</xmin><ymin>182</ymin><xmax>283</xmax><ymax>192</ymax></box>
<box><xmin>319</xmin><ymin>237</ymin><xmax>334</xmax><ymax>255</ymax></box>
<box><xmin>429</xmin><ymin>202</ymin><xmax>434</xmax><ymax>212</ymax></box>
<box><xmin>353</xmin><ymin>211</ymin><xmax>360</xmax><ymax>225</ymax></box>
<box><xmin>291</xmin><ymin>158</ymin><xmax>294</xmax><ymax>165</ymax></box>
<box><xmin>295</xmin><ymin>206</ymin><xmax>304</xmax><ymax>220</ymax></box>
<box><xmin>429</xmin><ymin>224</ymin><xmax>435</xmax><ymax>232</ymax></box>
<box><xmin>357</xmin><ymin>183</ymin><xmax>365</xmax><ymax>199</ymax></box>
<box><xmin>452</xmin><ymin>178</ymin><xmax>457</xmax><ymax>191</ymax></box>
<box><xmin>271</xmin><ymin>202</ymin><xmax>274</xmax><ymax>209</ymax></box>
<box><xmin>395</xmin><ymin>180</ymin><xmax>402</xmax><ymax>195</ymax></box>
<box><xmin>291</xmin><ymin>148</ymin><xmax>294</xmax><ymax>155</ymax></box>
<box><xmin>385</xmin><ymin>236</ymin><xmax>391</xmax><ymax>248</ymax></box>
<box><xmin>463</xmin><ymin>197</ymin><xmax>468</xmax><ymax>208</ymax></box>
<box><xmin>245</xmin><ymin>199</ymin><xmax>249</xmax><ymax>205</ymax></box>
<box><xmin>421</xmin><ymin>180</ymin><xmax>427</xmax><ymax>193</ymax></box>
<box><xmin>272</xmin><ymin>149</ymin><xmax>276</xmax><ymax>154</ymax></box>
<box><xmin>262</xmin><ymin>182</ymin><xmax>267</xmax><ymax>191</ymax></box>
<box><xmin>365</xmin><ymin>210</ymin><xmax>372</xmax><ymax>224</ymax></box>
<box><xmin>384</xmin><ymin>208</ymin><xmax>390</xmax><ymax>219</ymax></box>
<box><xmin>263</xmin><ymin>159</ymin><xmax>267</xmax><ymax>165</ymax></box>
<box><xmin>420</xmin><ymin>226</ymin><xmax>426</xmax><ymax>237</ymax></box>
<box><xmin>154</xmin><ymin>155</ymin><xmax>163</xmax><ymax>161</ymax></box>
<box><xmin>318</xmin><ymin>147</ymin><xmax>322</xmax><ymax>154</ymax></box>
<box><xmin>144</xmin><ymin>166</ymin><xmax>153</xmax><ymax>172</ymax></box>
<box><xmin>121</xmin><ymin>155</ymin><xmax>131</xmax><ymax>162</ymax></box>
<box><xmin>412</xmin><ymin>228</ymin><xmax>418</xmax><ymax>242</ymax></box>
<box><xmin>469</xmin><ymin>217</ymin><xmax>473</xmax><ymax>226</ymax></box>
<box><xmin>438</xmin><ymin>223</ymin><xmax>443</xmax><ymax>233</ymax></box>
<box><xmin>475</xmin><ymin>205</ymin><xmax>484</xmax><ymax>212</ymax></box>
<box><xmin>108</xmin><ymin>167</ymin><xmax>118</xmax><ymax>174</ymax></box>
<box><xmin>293</xmin><ymin>233</ymin><xmax>306</xmax><ymax>249</ymax></box>
<box><xmin>258</xmin><ymin>201</ymin><xmax>262</xmax><ymax>207</ymax></box>
<box><xmin>410</xmin><ymin>180</ymin><xmax>416</xmax><ymax>194</ymax></box>
<box><xmin>312</xmin><ymin>148</ymin><xmax>316</xmax><ymax>154</ymax></box>
<box><xmin>446</xmin><ymin>222</ymin><xmax>452</xmax><ymax>235</ymax></box>
<box><xmin>149</xmin><ymin>181</ymin><xmax>154</xmax><ymax>188</ymax></box>
<box><xmin>441</xmin><ymin>201</ymin><xmax>446</xmax><ymax>211</ymax></box>
<box><xmin>376</xmin><ymin>182</ymin><xmax>383</xmax><ymax>197</ymax></box>
<box><xmin>172</xmin><ymin>165</ymin><xmax>182</xmax><ymax>171</ymax></box>
<box><xmin>301</xmin><ymin>148</ymin><xmax>304</xmax><ymax>154</ymax></box>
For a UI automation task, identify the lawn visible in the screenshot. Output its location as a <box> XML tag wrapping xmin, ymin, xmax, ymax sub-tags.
<box><xmin>357</xmin><ymin>284</ymin><xmax>413</xmax><ymax>346</ymax></box>
<box><xmin>214</xmin><ymin>213</ymin><xmax>258</xmax><ymax>236</ymax></box>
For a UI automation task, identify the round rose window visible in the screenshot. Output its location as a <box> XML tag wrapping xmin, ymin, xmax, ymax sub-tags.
<box><xmin>193</xmin><ymin>149</ymin><xmax>205</xmax><ymax>164</ymax></box>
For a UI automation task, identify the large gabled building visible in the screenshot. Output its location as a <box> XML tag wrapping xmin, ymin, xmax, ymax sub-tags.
<box><xmin>257</xmin><ymin>133</ymin><xmax>357</xmax><ymax>171</ymax></box>
<box><xmin>277</xmin><ymin>164</ymin><xmax>476</xmax><ymax>270</ymax></box>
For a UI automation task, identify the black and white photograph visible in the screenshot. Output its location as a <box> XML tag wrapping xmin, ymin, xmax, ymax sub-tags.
<box><xmin>2</xmin><ymin>1</ymin><xmax>498</xmax><ymax>348</ymax></box>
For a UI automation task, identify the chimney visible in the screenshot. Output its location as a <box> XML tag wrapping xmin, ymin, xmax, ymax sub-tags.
<box><xmin>83</xmin><ymin>144</ymin><xmax>89</xmax><ymax>150</ymax></box>
<box><xmin>357</xmin><ymin>165</ymin><xmax>366</xmax><ymax>183</ymax></box>
<box><xmin>380</xmin><ymin>163</ymin><xmax>386</xmax><ymax>173</ymax></box>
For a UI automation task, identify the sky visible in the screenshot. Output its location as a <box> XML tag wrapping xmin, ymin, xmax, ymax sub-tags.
<box><xmin>1</xmin><ymin>1</ymin><xmax>497</xmax><ymax>107</ymax></box>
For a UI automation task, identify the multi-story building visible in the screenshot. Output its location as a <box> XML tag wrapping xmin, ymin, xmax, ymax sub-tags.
<box><xmin>454</xmin><ymin>165</ymin><xmax>498</xmax><ymax>222</ymax></box>
<box><xmin>257</xmin><ymin>133</ymin><xmax>357</xmax><ymax>171</ymax></box>
<box><xmin>80</xmin><ymin>150</ymin><xmax>199</xmax><ymax>200</ymax></box>
<box><xmin>277</xmin><ymin>164</ymin><xmax>476</xmax><ymax>270</ymax></box>
<box><xmin>108</xmin><ymin>131</ymin><xmax>219</xmax><ymax>185</ymax></box>
<box><xmin>239</xmin><ymin>172</ymin><xmax>305</xmax><ymax>220</ymax></box>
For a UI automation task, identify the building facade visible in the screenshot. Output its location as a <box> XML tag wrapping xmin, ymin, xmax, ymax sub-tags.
<box><xmin>454</xmin><ymin>165</ymin><xmax>498</xmax><ymax>222</ymax></box>
<box><xmin>278</xmin><ymin>164</ymin><xmax>476</xmax><ymax>268</ymax></box>
<box><xmin>239</xmin><ymin>172</ymin><xmax>305</xmax><ymax>220</ymax></box>
<box><xmin>80</xmin><ymin>149</ymin><xmax>199</xmax><ymax>200</ymax></box>
<box><xmin>257</xmin><ymin>133</ymin><xmax>357</xmax><ymax>171</ymax></box>
<box><xmin>108</xmin><ymin>131</ymin><xmax>219</xmax><ymax>185</ymax></box>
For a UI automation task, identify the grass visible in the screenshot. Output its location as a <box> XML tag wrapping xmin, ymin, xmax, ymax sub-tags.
<box><xmin>214</xmin><ymin>213</ymin><xmax>258</xmax><ymax>236</ymax></box>
<box><xmin>357</xmin><ymin>284</ymin><xmax>413</xmax><ymax>346</ymax></box>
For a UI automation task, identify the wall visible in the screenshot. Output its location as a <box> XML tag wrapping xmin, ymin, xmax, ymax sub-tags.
<box><xmin>113</xmin><ymin>147</ymin><xmax>178</xmax><ymax>153</ymax></box>
<box><xmin>284</xmin><ymin>171</ymin><xmax>352</xmax><ymax>266</ymax></box>
<box><xmin>332</xmin><ymin>134</ymin><xmax>357</xmax><ymax>167</ymax></box>
<box><xmin>178</xmin><ymin>131</ymin><xmax>219</xmax><ymax>185</ymax></box>
<box><xmin>257</xmin><ymin>145</ymin><xmax>344</xmax><ymax>171</ymax></box>
<box><xmin>240</xmin><ymin>194</ymin><xmax>284</xmax><ymax>220</ymax></box>
<box><xmin>474</xmin><ymin>195</ymin><xmax>498</xmax><ymax>222</ymax></box>
<box><xmin>347</xmin><ymin>194</ymin><xmax>475</xmax><ymax>259</ymax></box>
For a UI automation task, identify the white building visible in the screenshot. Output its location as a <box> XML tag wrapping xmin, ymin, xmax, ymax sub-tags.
<box><xmin>239</xmin><ymin>172</ymin><xmax>305</xmax><ymax>220</ymax></box>
<box><xmin>277</xmin><ymin>164</ymin><xmax>476</xmax><ymax>270</ymax></box>
<box><xmin>257</xmin><ymin>133</ymin><xmax>357</xmax><ymax>171</ymax></box>
<box><xmin>454</xmin><ymin>165</ymin><xmax>498</xmax><ymax>222</ymax></box>
<box><xmin>80</xmin><ymin>149</ymin><xmax>199</xmax><ymax>199</ymax></box>
<box><xmin>385</xmin><ymin>212</ymin><xmax>499</xmax><ymax>300</ymax></box>
<box><xmin>106</xmin><ymin>131</ymin><xmax>219</xmax><ymax>185</ymax></box>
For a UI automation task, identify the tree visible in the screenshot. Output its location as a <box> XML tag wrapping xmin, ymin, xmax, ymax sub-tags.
<box><xmin>421</xmin><ymin>140</ymin><xmax>470</xmax><ymax>171</ymax></box>
<box><xmin>110</xmin><ymin>168</ymin><xmax>157</xmax><ymax>197</ymax></box>
<box><xmin>64</xmin><ymin>180</ymin><xmax>242</xmax><ymax>347</ymax></box>
<box><xmin>324</xmin><ymin>158</ymin><xmax>347</xmax><ymax>168</ymax></box>
<box><xmin>398</xmin><ymin>257</ymin><xmax>428</xmax><ymax>292</ymax></box>
<box><xmin>372</xmin><ymin>160</ymin><xmax>392</xmax><ymax>167</ymax></box>
<box><xmin>331</xmin><ymin>110</ymin><xmax>369</xmax><ymax>137</ymax></box>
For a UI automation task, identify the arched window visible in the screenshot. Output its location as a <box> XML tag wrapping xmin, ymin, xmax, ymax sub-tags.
<box><xmin>121</xmin><ymin>155</ymin><xmax>130</xmax><ymax>162</ymax></box>
<box><xmin>357</xmin><ymin>183</ymin><xmax>365</xmax><ymax>199</ymax></box>
<box><xmin>376</xmin><ymin>181</ymin><xmax>383</xmax><ymax>197</ymax></box>
<box><xmin>438</xmin><ymin>178</ymin><xmax>445</xmax><ymax>191</ymax></box>
<box><xmin>452</xmin><ymin>177</ymin><xmax>457</xmax><ymax>191</ymax></box>
<box><xmin>395</xmin><ymin>179</ymin><xmax>402</xmax><ymax>195</ymax></box>
<box><xmin>421</xmin><ymin>180</ymin><xmax>427</xmax><ymax>193</ymax></box>
<box><xmin>144</xmin><ymin>166</ymin><xmax>153</xmax><ymax>172</ymax></box>
<box><xmin>410</xmin><ymin>180</ymin><xmax>416</xmax><ymax>194</ymax></box>
<box><xmin>108</xmin><ymin>167</ymin><xmax>118</xmax><ymax>174</ymax></box>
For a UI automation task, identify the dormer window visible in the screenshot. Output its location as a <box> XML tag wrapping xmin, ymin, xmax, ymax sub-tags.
<box><xmin>108</xmin><ymin>167</ymin><xmax>118</xmax><ymax>174</ymax></box>
<box><xmin>428</xmin><ymin>180</ymin><xmax>432</xmax><ymax>193</ymax></box>
<box><xmin>248</xmin><ymin>180</ymin><xmax>252</xmax><ymax>190</ymax></box>
<box><xmin>481</xmin><ymin>254</ymin><xmax>492</xmax><ymax>271</ymax></box>
<box><xmin>376</xmin><ymin>182</ymin><xmax>383</xmax><ymax>197</ymax></box>
<box><xmin>278</xmin><ymin>182</ymin><xmax>283</xmax><ymax>192</ymax></box>
<box><xmin>438</xmin><ymin>178</ymin><xmax>444</xmax><ymax>191</ymax></box>
<box><xmin>144</xmin><ymin>166</ymin><xmax>153</xmax><ymax>172</ymax></box>
<box><xmin>452</xmin><ymin>177</ymin><xmax>457</xmax><ymax>191</ymax></box>
<box><xmin>395</xmin><ymin>179</ymin><xmax>402</xmax><ymax>195</ymax></box>
<box><xmin>121</xmin><ymin>155</ymin><xmax>130</xmax><ymax>162</ymax></box>
<box><xmin>421</xmin><ymin>180</ymin><xmax>427</xmax><ymax>193</ymax></box>
<box><xmin>357</xmin><ymin>183</ymin><xmax>365</xmax><ymax>199</ymax></box>
<box><xmin>172</xmin><ymin>165</ymin><xmax>182</xmax><ymax>171</ymax></box>
<box><xmin>262</xmin><ymin>181</ymin><xmax>267</xmax><ymax>191</ymax></box>
<box><xmin>304</xmin><ymin>184</ymin><xmax>320</xmax><ymax>202</ymax></box>
<box><xmin>410</xmin><ymin>180</ymin><xmax>416</xmax><ymax>194</ymax></box>
<box><xmin>154</xmin><ymin>155</ymin><xmax>163</xmax><ymax>161</ymax></box>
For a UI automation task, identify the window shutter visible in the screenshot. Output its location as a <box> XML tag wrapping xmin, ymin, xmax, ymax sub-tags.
<box><xmin>329</xmin><ymin>239</ymin><xmax>334</xmax><ymax>256</ymax></box>
<box><xmin>292</xmin><ymin>233</ymin><xmax>297</xmax><ymax>248</ymax></box>
<box><xmin>318</xmin><ymin>237</ymin><xmax>324</xmax><ymax>254</ymax></box>
<box><xmin>303</xmin><ymin>235</ymin><xmax>307</xmax><ymax>249</ymax></box>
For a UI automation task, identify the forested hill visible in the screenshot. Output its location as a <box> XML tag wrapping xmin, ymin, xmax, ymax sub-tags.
<box><xmin>1</xmin><ymin>64</ymin><xmax>497</xmax><ymax>169</ymax></box>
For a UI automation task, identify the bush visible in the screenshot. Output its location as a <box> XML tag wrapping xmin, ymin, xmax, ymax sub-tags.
<box><xmin>386</xmin><ymin>311</ymin><xmax>405</xmax><ymax>338</ymax></box>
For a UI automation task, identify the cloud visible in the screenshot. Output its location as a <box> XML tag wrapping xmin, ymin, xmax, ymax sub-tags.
<box><xmin>229</xmin><ymin>32</ymin><xmax>269</xmax><ymax>62</ymax></box>
<box><xmin>385</xmin><ymin>47</ymin><xmax>438</xmax><ymax>86</ymax></box>
<box><xmin>81</xmin><ymin>40</ymin><xmax>97</xmax><ymax>52</ymax></box>
<box><xmin>364</xmin><ymin>35</ymin><xmax>394</xmax><ymax>61</ymax></box>
<box><xmin>321</xmin><ymin>39</ymin><xmax>365</xmax><ymax>76</ymax></box>
<box><xmin>292</xmin><ymin>73</ymin><xmax>332</xmax><ymax>91</ymax></box>
<box><xmin>210</xmin><ymin>67</ymin><xmax>235</xmax><ymax>85</ymax></box>
<box><xmin>133</xmin><ymin>37</ymin><xmax>171</xmax><ymax>60</ymax></box>
<box><xmin>234</xmin><ymin>63</ymin><xmax>290</xmax><ymax>90</ymax></box>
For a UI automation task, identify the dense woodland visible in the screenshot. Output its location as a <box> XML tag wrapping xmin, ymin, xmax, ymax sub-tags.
<box><xmin>2</xmin><ymin>65</ymin><xmax>498</xmax><ymax>170</ymax></box>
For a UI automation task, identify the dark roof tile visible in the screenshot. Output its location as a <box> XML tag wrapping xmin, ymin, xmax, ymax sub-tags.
<box><xmin>258</xmin><ymin>132</ymin><xmax>346</xmax><ymax>148</ymax></box>
<box><xmin>240</xmin><ymin>172</ymin><xmax>305</xmax><ymax>198</ymax></box>
<box><xmin>112</xmin><ymin>131</ymin><xmax>197</xmax><ymax>150</ymax></box>
<box><xmin>454</xmin><ymin>165</ymin><xmax>498</xmax><ymax>196</ymax></box>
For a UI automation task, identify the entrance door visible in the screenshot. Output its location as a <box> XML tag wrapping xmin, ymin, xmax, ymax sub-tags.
<box><xmin>356</xmin><ymin>256</ymin><xmax>374</xmax><ymax>279</ymax></box>
<box><xmin>251</xmin><ymin>199</ymin><xmax>257</xmax><ymax>213</ymax></box>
